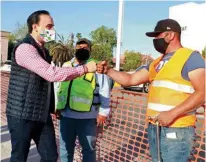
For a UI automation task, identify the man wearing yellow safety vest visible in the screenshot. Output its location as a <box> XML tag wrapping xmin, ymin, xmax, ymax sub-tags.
<box><xmin>56</xmin><ymin>38</ymin><xmax>111</xmax><ymax>162</ymax></box>
<box><xmin>97</xmin><ymin>19</ymin><xmax>205</xmax><ymax>162</ymax></box>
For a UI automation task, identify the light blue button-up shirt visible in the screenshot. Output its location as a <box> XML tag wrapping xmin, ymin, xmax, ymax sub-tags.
<box><xmin>60</xmin><ymin>58</ymin><xmax>111</xmax><ymax>119</ymax></box>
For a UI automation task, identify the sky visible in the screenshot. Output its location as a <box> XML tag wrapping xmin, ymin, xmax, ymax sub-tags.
<box><xmin>1</xmin><ymin>1</ymin><xmax>205</xmax><ymax>58</ymax></box>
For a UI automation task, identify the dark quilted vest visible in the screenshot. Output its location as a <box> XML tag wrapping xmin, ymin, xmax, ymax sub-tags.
<box><xmin>6</xmin><ymin>34</ymin><xmax>55</xmax><ymax>122</ymax></box>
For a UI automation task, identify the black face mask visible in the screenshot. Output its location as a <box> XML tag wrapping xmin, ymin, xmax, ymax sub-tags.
<box><xmin>153</xmin><ymin>38</ymin><xmax>169</xmax><ymax>54</ymax></box>
<box><xmin>75</xmin><ymin>48</ymin><xmax>90</xmax><ymax>62</ymax></box>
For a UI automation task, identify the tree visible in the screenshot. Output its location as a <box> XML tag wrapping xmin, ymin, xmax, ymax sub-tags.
<box><xmin>90</xmin><ymin>26</ymin><xmax>117</xmax><ymax>62</ymax></box>
<box><xmin>50</xmin><ymin>43</ymin><xmax>74</xmax><ymax>66</ymax></box>
<box><xmin>46</xmin><ymin>34</ymin><xmax>74</xmax><ymax>66</ymax></box>
<box><xmin>90</xmin><ymin>44</ymin><xmax>113</xmax><ymax>63</ymax></box>
<box><xmin>68</xmin><ymin>33</ymin><xmax>75</xmax><ymax>48</ymax></box>
<box><xmin>9</xmin><ymin>22</ymin><xmax>28</xmax><ymax>41</ymax></box>
<box><xmin>57</xmin><ymin>34</ymin><xmax>67</xmax><ymax>45</ymax></box>
<box><xmin>202</xmin><ymin>47</ymin><xmax>206</xmax><ymax>59</ymax></box>
<box><xmin>76</xmin><ymin>33</ymin><xmax>82</xmax><ymax>41</ymax></box>
<box><xmin>7</xmin><ymin>23</ymin><xmax>28</xmax><ymax>60</ymax></box>
<box><xmin>90</xmin><ymin>25</ymin><xmax>117</xmax><ymax>49</ymax></box>
<box><xmin>122</xmin><ymin>50</ymin><xmax>142</xmax><ymax>71</ymax></box>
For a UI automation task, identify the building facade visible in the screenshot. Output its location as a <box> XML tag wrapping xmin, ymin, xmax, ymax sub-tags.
<box><xmin>169</xmin><ymin>2</ymin><xmax>206</xmax><ymax>53</ymax></box>
<box><xmin>1</xmin><ymin>31</ymin><xmax>10</xmax><ymax>64</ymax></box>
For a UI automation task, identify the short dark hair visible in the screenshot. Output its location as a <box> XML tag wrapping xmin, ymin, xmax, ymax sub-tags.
<box><xmin>27</xmin><ymin>10</ymin><xmax>50</xmax><ymax>33</ymax></box>
<box><xmin>76</xmin><ymin>38</ymin><xmax>92</xmax><ymax>50</ymax></box>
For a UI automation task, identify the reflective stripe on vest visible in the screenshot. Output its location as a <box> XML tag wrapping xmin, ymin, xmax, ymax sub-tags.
<box><xmin>151</xmin><ymin>80</ymin><xmax>195</xmax><ymax>94</ymax></box>
<box><xmin>71</xmin><ymin>96</ymin><xmax>92</xmax><ymax>105</ymax></box>
<box><xmin>148</xmin><ymin>103</ymin><xmax>174</xmax><ymax>111</ymax></box>
<box><xmin>57</xmin><ymin>59</ymin><xmax>100</xmax><ymax>112</ymax></box>
<box><xmin>69</xmin><ymin>72</ymin><xmax>100</xmax><ymax>112</ymax></box>
<box><xmin>147</xmin><ymin>48</ymin><xmax>196</xmax><ymax>127</ymax></box>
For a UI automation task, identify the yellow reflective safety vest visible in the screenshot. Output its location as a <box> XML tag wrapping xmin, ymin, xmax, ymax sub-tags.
<box><xmin>57</xmin><ymin>59</ymin><xmax>100</xmax><ymax>112</ymax></box>
<box><xmin>147</xmin><ymin>48</ymin><xmax>196</xmax><ymax>127</ymax></box>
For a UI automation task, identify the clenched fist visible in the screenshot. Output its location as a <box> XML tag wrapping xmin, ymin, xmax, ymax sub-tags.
<box><xmin>97</xmin><ymin>61</ymin><xmax>110</xmax><ymax>74</ymax></box>
<box><xmin>97</xmin><ymin>115</ymin><xmax>107</xmax><ymax>126</ymax></box>
<box><xmin>85</xmin><ymin>61</ymin><xmax>97</xmax><ymax>73</ymax></box>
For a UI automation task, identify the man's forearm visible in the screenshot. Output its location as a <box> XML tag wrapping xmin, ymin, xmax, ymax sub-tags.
<box><xmin>107</xmin><ymin>68</ymin><xmax>132</xmax><ymax>87</ymax></box>
<box><xmin>170</xmin><ymin>91</ymin><xmax>205</xmax><ymax>117</ymax></box>
<box><xmin>15</xmin><ymin>43</ymin><xmax>86</xmax><ymax>82</ymax></box>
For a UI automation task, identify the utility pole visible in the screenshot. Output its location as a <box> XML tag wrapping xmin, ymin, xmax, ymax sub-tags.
<box><xmin>115</xmin><ymin>0</ymin><xmax>124</xmax><ymax>71</ymax></box>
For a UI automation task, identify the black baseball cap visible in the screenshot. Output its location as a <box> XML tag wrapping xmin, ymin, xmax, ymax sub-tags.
<box><xmin>76</xmin><ymin>38</ymin><xmax>92</xmax><ymax>48</ymax></box>
<box><xmin>146</xmin><ymin>19</ymin><xmax>181</xmax><ymax>37</ymax></box>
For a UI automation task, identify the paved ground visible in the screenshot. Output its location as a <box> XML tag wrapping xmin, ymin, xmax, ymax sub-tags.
<box><xmin>0</xmin><ymin>120</ymin><xmax>41</xmax><ymax>162</ymax></box>
<box><xmin>0</xmin><ymin>71</ymin><xmax>41</xmax><ymax>161</ymax></box>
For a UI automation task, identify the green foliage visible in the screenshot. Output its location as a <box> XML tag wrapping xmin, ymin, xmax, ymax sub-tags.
<box><xmin>9</xmin><ymin>23</ymin><xmax>28</xmax><ymax>41</ymax></box>
<box><xmin>68</xmin><ymin>33</ymin><xmax>74</xmax><ymax>48</ymax></box>
<box><xmin>50</xmin><ymin>43</ymin><xmax>74</xmax><ymax>67</ymax></box>
<box><xmin>46</xmin><ymin>34</ymin><xmax>75</xmax><ymax>66</ymax></box>
<box><xmin>90</xmin><ymin>44</ymin><xmax>113</xmax><ymax>63</ymax></box>
<box><xmin>6</xmin><ymin>23</ymin><xmax>28</xmax><ymax>61</ymax></box>
<box><xmin>122</xmin><ymin>50</ymin><xmax>142</xmax><ymax>71</ymax></box>
<box><xmin>90</xmin><ymin>25</ymin><xmax>117</xmax><ymax>49</ymax></box>
<box><xmin>76</xmin><ymin>33</ymin><xmax>82</xmax><ymax>40</ymax></box>
<box><xmin>89</xmin><ymin>25</ymin><xmax>116</xmax><ymax>63</ymax></box>
<box><xmin>202</xmin><ymin>47</ymin><xmax>206</xmax><ymax>59</ymax></box>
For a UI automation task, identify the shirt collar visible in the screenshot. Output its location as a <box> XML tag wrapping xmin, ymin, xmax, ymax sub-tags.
<box><xmin>30</xmin><ymin>34</ymin><xmax>43</xmax><ymax>47</ymax></box>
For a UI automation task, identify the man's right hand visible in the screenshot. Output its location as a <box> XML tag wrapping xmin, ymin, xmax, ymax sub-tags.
<box><xmin>55</xmin><ymin>110</ymin><xmax>61</xmax><ymax>120</ymax></box>
<box><xmin>97</xmin><ymin>61</ymin><xmax>110</xmax><ymax>74</ymax></box>
<box><xmin>85</xmin><ymin>61</ymin><xmax>97</xmax><ymax>73</ymax></box>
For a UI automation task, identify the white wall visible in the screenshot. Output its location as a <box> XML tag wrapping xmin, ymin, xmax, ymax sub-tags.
<box><xmin>169</xmin><ymin>2</ymin><xmax>206</xmax><ymax>53</ymax></box>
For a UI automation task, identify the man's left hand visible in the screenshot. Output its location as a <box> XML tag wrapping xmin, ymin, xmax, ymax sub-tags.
<box><xmin>97</xmin><ymin>115</ymin><xmax>107</xmax><ymax>126</ymax></box>
<box><xmin>152</xmin><ymin>111</ymin><xmax>177</xmax><ymax>126</ymax></box>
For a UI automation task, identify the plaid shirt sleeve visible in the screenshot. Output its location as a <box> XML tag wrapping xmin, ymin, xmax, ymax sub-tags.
<box><xmin>15</xmin><ymin>43</ymin><xmax>85</xmax><ymax>82</ymax></box>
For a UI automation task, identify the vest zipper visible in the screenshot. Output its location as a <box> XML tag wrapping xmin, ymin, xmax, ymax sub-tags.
<box><xmin>67</xmin><ymin>80</ymin><xmax>74</xmax><ymax>108</ymax></box>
